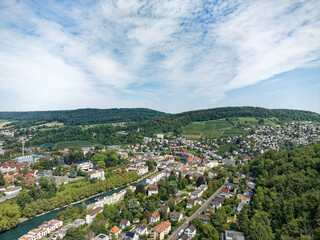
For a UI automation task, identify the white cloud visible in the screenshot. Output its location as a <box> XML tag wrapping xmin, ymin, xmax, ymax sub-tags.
<box><xmin>0</xmin><ymin>0</ymin><xmax>319</xmax><ymax>112</ymax></box>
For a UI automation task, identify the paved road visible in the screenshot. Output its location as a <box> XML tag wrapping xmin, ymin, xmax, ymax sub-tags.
<box><xmin>167</xmin><ymin>178</ymin><xmax>228</xmax><ymax>240</ymax></box>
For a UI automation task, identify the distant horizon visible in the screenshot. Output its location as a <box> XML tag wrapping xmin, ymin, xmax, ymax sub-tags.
<box><xmin>0</xmin><ymin>1</ymin><xmax>319</xmax><ymax>113</ymax></box>
<box><xmin>0</xmin><ymin>105</ymin><xmax>319</xmax><ymax>115</ymax></box>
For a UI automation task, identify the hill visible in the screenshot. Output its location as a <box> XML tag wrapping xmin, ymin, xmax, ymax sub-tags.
<box><xmin>129</xmin><ymin>107</ymin><xmax>320</xmax><ymax>136</ymax></box>
<box><xmin>26</xmin><ymin>107</ymin><xmax>320</xmax><ymax>147</ymax></box>
<box><xmin>0</xmin><ymin>108</ymin><xmax>166</xmax><ymax>126</ymax></box>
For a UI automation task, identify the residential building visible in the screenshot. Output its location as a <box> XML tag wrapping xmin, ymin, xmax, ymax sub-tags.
<box><xmin>119</xmin><ymin>219</ymin><xmax>131</xmax><ymax>229</ymax></box>
<box><xmin>86</xmin><ymin>207</ymin><xmax>103</xmax><ymax>224</ymax></box>
<box><xmin>109</xmin><ymin>226</ymin><xmax>122</xmax><ymax>237</ymax></box>
<box><xmin>135</xmin><ymin>223</ymin><xmax>148</xmax><ymax>235</ymax></box>
<box><xmin>225</xmin><ymin>230</ymin><xmax>245</xmax><ymax>240</ymax></box>
<box><xmin>171</xmin><ymin>211</ymin><xmax>183</xmax><ymax>222</ymax></box>
<box><xmin>184</xmin><ymin>225</ymin><xmax>196</xmax><ymax>238</ymax></box>
<box><xmin>88</xmin><ymin>169</ymin><xmax>105</xmax><ymax>180</ymax></box>
<box><xmin>148</xmin><ymin>185</ymin><xmax>158</xmax><ymax>196</ymax></box>
<box><xmin>151</xmin><ymin>212</ymin><xmax>160</xmax><ymax>223</ymax></box>
<box><xmin>150</xmin><ymin>221</ymin><xmax>171</xmax><ymax>240</ymax></box>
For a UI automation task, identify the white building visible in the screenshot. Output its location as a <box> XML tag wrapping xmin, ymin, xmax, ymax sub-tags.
<box><xmin>88</xmin><ymin>169</ymin><xmax>105</xmax><ymax>180</ymax></box>
<box><xmin>86</xmin><ymin>207</ymin><xmax>103</xmax><ymax>224</ymax></box>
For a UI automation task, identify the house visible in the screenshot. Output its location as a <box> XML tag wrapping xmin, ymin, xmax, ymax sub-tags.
<box><xmin>220</xmin><ymin>189</ymin><xmax>232</xmax><ymax>198</ymax></box>
<box><xmin>210</xmin><ymin>201</ymin><xmax>222</xmax><ymax>209</ymax></box>
<box><xmin>123</xmin><ymin>231</ymin><xmax>139</xmax><ymax>240</ymax></box>
<box><xmin>245</xmin><ymin>179</ymin><xmax>255</xmax><ymax>189</ymax></box>
<box><xmin>88</xmin><ymin>169</ymin><xmax>105</xmax><ymax>180</ymax></box>
<box><xmin>148</xmin><ymin>185</ymin><xmax>158</xmax><ymax>196</ymax></box>
<box><xmin>237</xmin><ymin>194</ymin><xmax>250</xmax><ymax>204</ymax></box>
<box><xmin>184</xmin><ymin>225</ymin><xmax>196</xmax><ymax>238</ymax></box>
<box><xmin>109</xmin><ymin>226</ymin><xmax>122</xmax><ymax>237</ymax></box>
<box><xmin>225</xmin><ymin>230</ymin><xmax>245</xmax><ymax>240</ymax></box>
<box><xmin>171</xmin><ymin>211</ymin><xmax>183</xmax><ymax>222</ymax></box>
<box><xmin>133</xmin><ymin>218</ymin><xmax>140</xmax><ymax>224</ymax></box>
<box><xmin>233</xmin><ymin>178</ymin><xmax>240</xmax><ymax>184</ymax></box>
<box><xmin>151</xmin><ymin>212</ymin><xmax>161</xmax><ymax>223</ymax></box>
<box><xmin>187</xmin><ymin>199</ymin><xmax>195</xmax><ymax>209</ymax></box>
<box><xmin>86</xmin><ymin>207</ymin><xmax>103</xmax><ymax>224</ymax></box>
<box><xmin>150</xmin><ymin>221</ymin><xmax>171</xmax><ymax>240</ymax></box>
<box><xmin>119</xmin><ymin>219</ymin><xmax>131</xmax><ymax>229</ymax></box>
<box><xmin>159</xmin><ymin>204</ymin><xmax>170</xmax><ymax>214</ymax></box>
<box><xmin>135</xmin><ymin>223</ymin><xmax>148</xmax><ymax>235</ymax></box>
<box><xmin>195</xmin><ymin>197</ymin><xmax>204</xmax><ymax>205</ymax></box>
<box><xmin>196</xmin><ymin>214</ymin><xmax>210</xmax><ymax>224</ymax></box>
<box><xmin>205</xmin><ymin>207</ymin><xmax>215</xmax><ymax>215</ymax></box>
<box><xmin>84</xmin><ymin>230</ymin><xmax>95</xmax><ymax>240</ymax></box>
<box><xmin>93</xmin><ymin>234</ymin><xmax>110</xmax><ymax>240</ymax></box>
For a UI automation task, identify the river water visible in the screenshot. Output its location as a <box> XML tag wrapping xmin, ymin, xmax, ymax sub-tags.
<box><xmin>0</xmin><ymin>178</ymin><xmax>146</xmax><ymax>240</ymax></box>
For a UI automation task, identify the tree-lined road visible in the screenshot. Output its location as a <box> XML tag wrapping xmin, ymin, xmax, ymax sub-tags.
<box><xmin>167</xmin><ymin>178</ymin><xmax>228</xmax><ymax>240</ymax></box>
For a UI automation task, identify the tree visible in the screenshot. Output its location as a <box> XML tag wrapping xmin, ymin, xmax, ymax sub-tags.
<box><xmin>202</xmin><ymin>223</ymin><xmax>219</xmax><ymax>240</ymax></box>
<box><xmin>16</xmin><ymin>189</ymin><xmax>32</xmax><ymax>208</ymax></box>
<box><xmin>247</xmin><ymin>211</ymin><xmax>274</xmax><ymax>240</ymax></box>
<box><xmin>0</xmin><ymin>172</ymin><xmax>5</xmax><ymax>186</ymax></box>
<box><xmin>135</xmin><ymin>184</ymin><xmax>146</xmax><ymax>195</ymax></box>
<box><xmin>196</xmin><ymin>176</ymin><xmax>206</xmax><ymax>187</ymax></box>
<box><xmin>64</xmin><ymin>226</ymin><xmax>84</xmax><ymax>240</ymax></box>
<box><xmin>143</xmin><ymin>210</ymin><xmax>152</xmax><ymax>224</ymax></box>
<box><xmin>129</xmin><ymin>199</ymin><xmax>140</xmax><ymax>215</ymax></box>
<box><xmin>211</xmin><ymin>207</ymin><xmax>227</xmax><ymax>231</ymax></box>
<box><xmin>69</xmin><ymin>168</ymin><xmax>77</xmax><ymax>178</ymax></box>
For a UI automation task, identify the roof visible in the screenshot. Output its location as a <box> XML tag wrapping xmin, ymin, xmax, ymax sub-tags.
<box><xmin>222</xmin><ymin>189</ymin><xmax>231</xmax><ymax>194</ymax></box>
<box><xmin>152</xmin><ymin>221</ymin><xmax>171</xmax><ymax>234</ymax></box>
<box><xmin>120</xmin><ymin>219</ymin><xmax>129</xmax><ymax>226</ymax></box>
<box><xmin>197</xmin><ymin>214</ymin><xmax>210</xmax><ymax>221</ymax></box>
<box><xmin>87</xmin><ymin>207</ymin><xmax>103</xmax><ymax>216</ymax></box>
<box><xmin>148</xmin><ymin>184</ymin><xmax>158</xmax><ymax>191</ymax></box>
<box><xmin>136</xmin><ymin>223</ymin><xmax>147</xmax><ymax>230</ymax></box>
<box><xmin>109</xmin><ymin>226</ymin><xmax>121</xmax><ymax>234</ymax></box>
<box><xmin>152</xmin><ymin>212</ymin><xmax>160</xmax><ymax>219</ymax></box>
<box><xmin>187</xmin><ymin>224</ymin><xmax>196</xmax><ymax>232</ymax></box>
<box><xmin>237</xmin><ymin>194</ymin><xmax>250</xmax><ymax>201</ymax></box>
<box><xmin>172</xmin><ymin>211</ymin><xmax>182</xmax><ymax>218</ymax></box>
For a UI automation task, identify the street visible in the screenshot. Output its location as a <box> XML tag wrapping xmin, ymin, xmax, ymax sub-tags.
<box><xmin>166</xmin><ymin>178</ymin><xmax>228</xmax><ymax>240</ymax></box>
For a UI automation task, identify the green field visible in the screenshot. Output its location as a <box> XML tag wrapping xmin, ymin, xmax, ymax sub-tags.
<box><xmin>53</xmin><ymin>141</ymin><xmax>104</xmax><ymax>150</ymax></box>
<box><xmin>236</xmin><ymin>117</ymin><xmax>280</xmax><ymax>126</ymax></box>
<box><xmin>182</xmin><ymin>119</ymin><xmax>243</xmax><ymax>139</ymax></box>
<box><xmin>81</xmin><ymin>123</ymin><xmax>112</xmax><ymax>130</ymax></box>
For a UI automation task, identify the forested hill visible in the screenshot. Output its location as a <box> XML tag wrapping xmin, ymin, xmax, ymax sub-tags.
<box><xmin>0</xmin><ymin>108</ymin><xmax>166</xmax><ymax>125</ymax></box>
<box><xmin>127</xmin><ymin>107</ymin><xmax>320</xmax><ymax>135</ymax></box>
<box><xmin>238</xmin><ymin>143</ymin><xmax>320</xmax><ymax>239</ymax></box>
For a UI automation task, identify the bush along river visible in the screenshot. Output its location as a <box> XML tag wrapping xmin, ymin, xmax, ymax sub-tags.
<box><xmin>0</xmin><ymin>178</ymin><xmax>147</xmax><ymax>240</ymax></box>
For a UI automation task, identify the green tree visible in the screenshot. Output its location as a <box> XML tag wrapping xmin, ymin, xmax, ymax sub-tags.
<box><xmin>135</xmin><ymin>184</ymin><xmax>146</xmax><ymax>195</ymax></box>
<box><xmin>247</xmin><ymin>211</ymin><xmax>274</xmax><ymax>240</ymax></box>
<box><xmin>64</xmin><ymin>226</ymin><xmax>84</xmax><ymax>240</ymax></box>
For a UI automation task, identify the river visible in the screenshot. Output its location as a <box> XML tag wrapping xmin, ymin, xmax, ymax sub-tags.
<box><xmin>0</xmin><ymin>178</ymin><xmax>146</xmax><ymax>240</ymax></box>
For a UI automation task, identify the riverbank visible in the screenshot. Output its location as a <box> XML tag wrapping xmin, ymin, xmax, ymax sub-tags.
<box><xmin>18</xmin><ymin>169</ymin><xmax>157</xmax><ymax>224</ymax></box>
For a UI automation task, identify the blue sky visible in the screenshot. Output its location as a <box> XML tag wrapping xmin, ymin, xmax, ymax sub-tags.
<box><xmin>0</xmin><ymin>0</ymin><xmax>319</xmax><ymax>113</ymax></box>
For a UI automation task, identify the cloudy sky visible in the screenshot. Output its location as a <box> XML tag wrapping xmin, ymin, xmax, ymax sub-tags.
<box><xmin>0</xmin><ymin>0</ymin><xmax>319</xmax><ymax>113</ymax></box>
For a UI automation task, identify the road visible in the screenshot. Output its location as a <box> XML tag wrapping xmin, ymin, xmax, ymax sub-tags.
<box><xmin>167</xmin><ymin>178</ymin><xmax>228</xmax><ymax>240</ymax></box>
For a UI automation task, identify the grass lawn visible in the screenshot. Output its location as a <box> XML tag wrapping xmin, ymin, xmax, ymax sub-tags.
<box><xmin>182</xmin><ymin>119</ymin><xmax>243</xmax><ymax>139</ymax></box>
<box><xmin>54</xmin><ymin>141</ymin><xmax>104</xmax><ymax>150</ymax></box>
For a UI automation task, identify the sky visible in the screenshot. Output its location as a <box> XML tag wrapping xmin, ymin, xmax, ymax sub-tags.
<box><xmin>0</xmin><ymin>0</ymin><xmax>319</xmax><ymax>113</ymax></box>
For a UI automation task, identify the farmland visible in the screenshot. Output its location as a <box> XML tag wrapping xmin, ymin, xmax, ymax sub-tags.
<box><xmin>0</xmin><ymin>120</ymin><xmax>12</xmax><ymax>129</ymax></box>
<box><xmin>181</xmin><ymin>119</ymin><xmax>243</xmax><ymax>139</ymax></box>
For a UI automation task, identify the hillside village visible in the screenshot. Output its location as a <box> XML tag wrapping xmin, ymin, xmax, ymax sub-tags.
<box><xmin>0</xmin><ymin>120</ymin><xmax>319</xmax><ymax>240</ymax></box>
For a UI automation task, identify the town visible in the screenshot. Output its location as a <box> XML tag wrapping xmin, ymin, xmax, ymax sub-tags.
<box><xmin>0</xmin><ymin>119</ymin><xmax>319</xmax><ymax>240</ymax></box>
